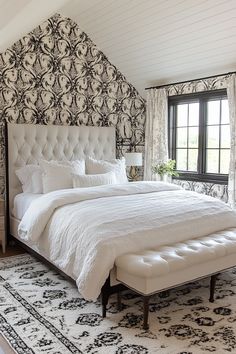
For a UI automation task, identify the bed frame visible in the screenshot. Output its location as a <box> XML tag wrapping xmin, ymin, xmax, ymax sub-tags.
<box><xmin>4</xmin><ymin>122</ymin><xmax>220</xmax><ymax>322</ymax></box>
<box><xmin>5</xmin><ymin>122</ymin><xmax>126</xmax><ymax>315</ymax></box>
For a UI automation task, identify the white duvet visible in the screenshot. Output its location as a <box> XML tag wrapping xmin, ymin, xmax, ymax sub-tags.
<box><xmin>19</xmin><ymin>181</ymin><xmax>236</xmax><ymax>300</ymax></box>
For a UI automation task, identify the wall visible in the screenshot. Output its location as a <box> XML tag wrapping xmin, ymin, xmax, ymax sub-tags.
<box><xmin>172</xmin><ymin>179</ymin><xmax>228</xmax><ymax>203</ymax></box>
<box><xmin>0</xmin><ymin>14</ymin><xmax>146</xmax><ymax>195</ymax></box>
<box><xmin>167</xmin><ymin>74</ymin><xmax>230</xmax><ymax>202</ymax></box>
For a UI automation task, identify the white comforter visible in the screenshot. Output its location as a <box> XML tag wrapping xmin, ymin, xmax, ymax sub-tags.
<box><xmin>19</xmin><ymin>182</ymin><xmax>236</xmax><ymax>300</ymax></box>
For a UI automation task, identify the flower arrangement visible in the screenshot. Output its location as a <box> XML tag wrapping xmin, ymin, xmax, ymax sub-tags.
<box><xmin>152</xmin><ymin>159</ymin><xmax>179</xmax><ymax>179</ymax></box>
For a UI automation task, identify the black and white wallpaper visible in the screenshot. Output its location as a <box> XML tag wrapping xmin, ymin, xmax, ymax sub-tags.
<box><xmin>167</xmin><ymin>75</ymin><xmax>229</xmax><ymax>96</ymax></box>
<box><xmin>0</xmin><ymin>12</ymin><xmax>230</xmax><ymax>202</ymax></box>
<box><xmin>0</xmin><ymin>14</ymin><xmax>146</xmax><ymax>195</ymax></box>
<box><xmin>167</xmin><ymin>75</ymin><xmax>230</xmax><ymax>202</ymax></box>
<box><xmin>172</xmin><ymin>179</ymin><xmax>228</xmax><ymax>203</ymax></box>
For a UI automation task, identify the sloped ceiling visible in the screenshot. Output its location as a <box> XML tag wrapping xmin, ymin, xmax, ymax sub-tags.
<box><xmin>60</xmin><ymin>0</ymin><xmax>236</xmax><ymax>96</ymax></box>
<box><xmin>1</xmin><ymin>0</ymin><xmax>235</xmax><ymax>97</ymax></box>
<box><xmin>0</xmin><ymin>0</ymin><xmax>70</xmax><ymax>53</ymax></box>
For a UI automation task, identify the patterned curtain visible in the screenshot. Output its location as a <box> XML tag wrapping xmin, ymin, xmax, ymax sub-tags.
<box><xmin>144</xmin><ymin>88</ymin><xmax>168</xmax><ymax>180</ymax></box>
<box><xmin>227</xmin><ymin>74</ymin><xmax>236</xmax><ymax>207</ymax></box>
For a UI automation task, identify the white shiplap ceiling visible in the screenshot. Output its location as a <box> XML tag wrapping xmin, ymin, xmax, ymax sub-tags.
<box><xmin>0</xmin><ymin>0</ymin><xmax>70</xmax><ymax>53</ymax></box>
<box><xmin>0</xmin><ymin>0</ymin><xmax>235</xmax><ymax>97</ymax></box>
<box><xmin>60</xmin><ymin>0</ymin><xmax>236</xmax><ymax>96</ymax></box>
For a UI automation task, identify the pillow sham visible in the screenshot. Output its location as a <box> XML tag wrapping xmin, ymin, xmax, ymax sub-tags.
<box><xmin>58</xmin><ymin>160</ymin><xmax>85</xmax><ymax>171</ymax></box>
<box><xmin>72</xmin><ymin>172</ymin><xmax>117</xmax><ymax>188</ymax></box>
<box><xmin>86</xmin><ymin>157</ymin><xmax>128</xmax><ymax>184</ymax></box>
<box><xmin>16</xmin><ymin>164</ymin><xmax>43</xmax><ymax>194</ymax></box>
<box><xmin>40</xmin><ymin>159</ymin><xmax>85</xmax><ymax>193</ymax></box>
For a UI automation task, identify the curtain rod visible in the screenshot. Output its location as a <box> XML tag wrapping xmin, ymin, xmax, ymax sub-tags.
<box><xmin>145</xmin><ymin>70</ymin><xmax>236</xmax><ymax>91</ymax></box>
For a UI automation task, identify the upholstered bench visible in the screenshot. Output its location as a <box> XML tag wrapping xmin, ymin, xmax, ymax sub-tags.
<box><xmin>115</xmin><ymin>228</ymin><xmax>236</xmax><ymax>329</ymax></box>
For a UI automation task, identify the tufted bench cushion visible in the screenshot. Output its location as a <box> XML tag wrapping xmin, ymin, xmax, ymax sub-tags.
<box><xmin>115</xmin><ymin>228</ymin><xmax>236</xmax><ymax>295</ymax></box>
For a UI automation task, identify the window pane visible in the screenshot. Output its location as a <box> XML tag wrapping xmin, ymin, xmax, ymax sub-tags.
<box><xmin>207</xmin><ymin>126</ymin><xmax>219</xmax><ymax>148</ymax></box>
<box><xmin>177</xmin><ymin>127</ymin><xmax>187</xmax><ymax>147</ymax></box>
<box><xmin>206</xmin><ymin>149</ymin><xmax>219</xmax><ymax>173</ymax></box>
<box><xmin>176</xmin><ymin>149</ymin><xmax>187</xmax><ymax>170</ymax></box>
<box><xmin>221</xmin><ymin>125</ymin><xmax>230</xmax><ymax>148</ymax></box>
<box><xmin>207</xmin><ymin>100</ymin><xmax>220</xmax><ymax>125</ymax></box>
<box><xmin>188</xmin><ymin>103</ymin><xmax>199</xmax><ymax>126</ymax></box>
<box><xmin>188</xmin><ymin>127</ymin><xmax>198</xmax><ymax>148</ymax></box>
<box><xmin>221</xmin><ymin>99</ymin><xmax>229</xmax><ymax>124</ymax></box>
<box><xmin>188</xmin><ymin>149</ymin><xmax>198</xmax><ymax>171</ymax></box>
<box><xmin>177</xmin><ymin>104</ymin><xmax>188</xmax><ymax>126</ymax></box>
<box><xmin>220</xmin><ymin>149</ymin><xmax>230</xmax><ymax>174</ymax></box>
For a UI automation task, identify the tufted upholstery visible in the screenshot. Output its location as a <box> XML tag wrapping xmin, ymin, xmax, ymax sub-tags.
<box><xmin>7</xmin><ymin>123</ymin><xmax>116</xmax><ymax>211</ymax></box>
<box><xmin>115</xmin><ymin>228</ymin><xmax>236</xmax><ymax>295</ymax></box>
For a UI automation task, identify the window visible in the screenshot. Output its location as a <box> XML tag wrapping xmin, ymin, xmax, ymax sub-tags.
<box><xmin>169</xmin><ymin>90</ymin><xmax>230</xmax><ymax>183</ymax></box>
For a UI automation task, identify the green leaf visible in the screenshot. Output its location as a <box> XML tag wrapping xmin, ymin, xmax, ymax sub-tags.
<box><xmin>152</xmin><ymin>159</ymin><xmax>179</xmax><ymax>177</ymax></box>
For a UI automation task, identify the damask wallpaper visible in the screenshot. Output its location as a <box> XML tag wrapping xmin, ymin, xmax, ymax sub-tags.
<box><xmin>172</xmin><ymin>179</ymin><xmax>228</xmax><ymax>203</ymax></box>
<box><xmin>167</xmin><ymin>74</ymin><xmax>230</xmax><ymax>96</ymax></box>
<box><xmin>167</xmin><ymin>74</ymin><xmax>230</xmax><ymax>202</ymax></box>
<box><xmin>0</xmin><ymin>14</ymin><xmax>146</xmax><ymax>195</ymax></box>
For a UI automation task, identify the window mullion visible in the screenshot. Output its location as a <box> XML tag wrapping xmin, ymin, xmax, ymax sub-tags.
<box><xmin>187</xmin><ymin>104</ymin><xmax>189</xmax><ymax>170</ymax></box>
<box><xmin>202</xmin><ymin>98</ymin><xmax>207</xmax><ymax>175</ymax></box>
<box><xmin>219</xmin><ymin>100</ymin><xmax>222</xmax><ymax>173</ymax></box>
<box><xmin>198</xmin><ymin>97</ymin><xmax>205</xmax><ymax>174</ymax></box>
<box><xmin>172</xmin><ymin>104</ymin><xmax>177</xmax><ymax>161</ymax></box>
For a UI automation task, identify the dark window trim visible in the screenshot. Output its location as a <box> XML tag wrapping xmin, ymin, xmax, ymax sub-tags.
<box><xmin>172</xmin><ymin>173</ymin><xmax>228</xmax><ymax>185</ymax></box>
<box><xmin>168</xmin><ymin>89</ymin><xmax>227</xmax><ymax>103</ymax></box>
<box><xmin>168</xmin><ymin>89</ymin><xmax>228</xmax><ymax>184</ymax></box>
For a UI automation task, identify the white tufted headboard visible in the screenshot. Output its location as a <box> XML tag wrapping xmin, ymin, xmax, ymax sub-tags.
<box><xmin>7</xmin><ymin>123</ymin><xmax>116</xmax><ymax>213</ymax></box>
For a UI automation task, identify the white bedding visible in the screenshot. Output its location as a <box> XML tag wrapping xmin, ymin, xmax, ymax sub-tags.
<box><xmin>18</xmin><ymin>181</ymin><xmax>236</xmax><ymax>301</ymax></box>
<box><xmin>13</xmin><ymin>193</ymin><xmax>42</xmax><ymax>219</ymax></box>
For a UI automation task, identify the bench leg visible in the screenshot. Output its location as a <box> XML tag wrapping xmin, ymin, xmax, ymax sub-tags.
<box><xmin>143</xmin><ymin>296</ymin><xmax>150</xmax><ymax>330</ymax></box>
<box><xmin>101</xmin><ymin>278</ymin><xmax>110</xmax><ymax>318</ymax></box>
<box><xmin>117</xmin><ymin>291</ymin><xmax>122</xmax><ymax>311</ymax></box>
<box><xmin>209</xmin><ymin>274</ymin><xmax>217</xmax><ymax>303</ymax></box>
<box><xmin>102</xmin><ymin>291</ymin><xmax>109</xmax><ymax>318</ymax></box>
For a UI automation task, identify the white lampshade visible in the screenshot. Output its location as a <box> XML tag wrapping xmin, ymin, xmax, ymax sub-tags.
<box><xmin>124</xmin><ymin>152</ymin><xmax>143</xmax><ymax>166</ymax></box>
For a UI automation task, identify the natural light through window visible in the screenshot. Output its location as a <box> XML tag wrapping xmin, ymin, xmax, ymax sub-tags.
<box><xmin>176</xmin><ymin>102</ymin><xmax>199</xmax><ymax>172</ymax></box>
<box><xmin>169</xmin><ymin>90</ymin><xmax>230</xmax><ymax>183</ymax></box>
<box><xmin>206</xmin><ymin>99</ymin><xmax>230</xmax><ymax>174</ymax></box>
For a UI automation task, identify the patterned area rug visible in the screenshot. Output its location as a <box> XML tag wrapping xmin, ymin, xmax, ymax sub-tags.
<box><xmin>0</xmin><ymin>255</ymin><xmax>236</xmax><ymax>354</ymax></box>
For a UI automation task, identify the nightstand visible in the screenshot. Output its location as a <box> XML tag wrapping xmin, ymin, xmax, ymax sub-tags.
<box><xmin>0</xmin><ymin>198</ymin><xmax>6</xmax><ymax>253</ymax></box>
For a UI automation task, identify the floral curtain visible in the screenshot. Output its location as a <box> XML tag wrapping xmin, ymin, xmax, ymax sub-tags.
<box><xmin>144</xmin><ymin>88</ymin><xmax>168</xmax><ymax>180</ymax></box>
<box><xmin>227</xmin><ymin>74</ymin><xmax>236</xmax><ymax>207</ymax></box>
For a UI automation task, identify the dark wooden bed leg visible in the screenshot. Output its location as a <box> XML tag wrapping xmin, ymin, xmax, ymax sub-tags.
<box><xmin>102</xmin><ymin>292</ymin><xmax>109</xmax><ymax>318</ymax></box>
<box><xmin>101</xmin><ymin>278</ymin><xmax>110</xmax><ymax>318</ymax></box>
<box><xmin>209</xmin><ymin>274</ymin><xmax>217</xmax><ymax>303</ymax></box>
<box><xmin>101</xmin><ymin>277</ymin><xmax>127</xmax><ymax>318</ymax></box>
<box><xmin>143</xmin><ymin>296</ymin><xmax>150</xmax><ymax>330</ymax></box>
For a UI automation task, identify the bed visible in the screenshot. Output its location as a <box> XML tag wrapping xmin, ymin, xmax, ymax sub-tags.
<box><xmin>7</xmin><ymin>123</ymin><xmax>132</xmax><ymax>309</ymax></box>
<box><xmin>6</xmin><ymin>123</ymin><xmax>116</xmax><ymax>280</ymax></box>
<box><xmin>6</xmin><ymin>123</ymin><xmax>236</xmax><ymax>322</ymax></box>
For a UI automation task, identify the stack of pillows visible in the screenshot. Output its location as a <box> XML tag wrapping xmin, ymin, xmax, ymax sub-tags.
<box><xmin>16</xmin><ymin>157</ymin><xmax>128</xmax><ymax>194</ymax></box>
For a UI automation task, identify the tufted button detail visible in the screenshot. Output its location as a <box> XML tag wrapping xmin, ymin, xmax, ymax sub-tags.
<box><xmin>115</xmin><ymin>228</ymin><xmax>236</xmax><ymax>279</ymax></box>
<box><xmin>8</xmin><ymin>123</ymin><xmax>116</xmax><ymax>211</ymax></box>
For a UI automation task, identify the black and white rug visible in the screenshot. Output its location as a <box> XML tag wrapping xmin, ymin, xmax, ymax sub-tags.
<box><xmin>0</xmin><ymin>254</ymin><xmax>236</xmax><ymax>354</ymax></box>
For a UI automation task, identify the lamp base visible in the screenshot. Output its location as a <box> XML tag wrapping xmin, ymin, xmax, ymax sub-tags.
<box><xmin>128</xmin><ymin>166</ymin><xmax>139</xmax><ymax>182</ymax></box>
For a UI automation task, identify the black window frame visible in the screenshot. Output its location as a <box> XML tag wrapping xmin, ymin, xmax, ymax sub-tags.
<box><xmin>168</xmin><ymin>89</ymin><xmax>229</xmax><ymax>184</ymax></box>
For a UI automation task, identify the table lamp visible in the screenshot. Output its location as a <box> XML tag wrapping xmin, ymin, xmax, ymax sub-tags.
<box><xmin>124</xmin><ymin>152</ymin><xmax>143</xmax><ymax>181</ymax></box>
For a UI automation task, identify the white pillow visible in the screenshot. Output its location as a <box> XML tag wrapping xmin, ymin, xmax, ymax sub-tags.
<box><xmin>58</xmin><ymin>160</ymin><xmax>85</xmax><ymax>171</ymax></box>
<box><xmin>73</xmin><ymin>172</ymin><xmax>117</xmax><ymax>188</ymax></box>
<box><xmin>40</xmin><ymin>159</ymin><xmax>85</xmax><ymax>193</ymax></box>
<box><xmin>16</xmin><ymin>165</ymin><xmax>43</xmax><ymax>193</ymax></box>
<box><xmin>86</xmin><ymin>157</ymin><xmax>128</xmax><ymax>184</ymax></box>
